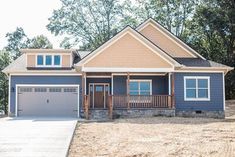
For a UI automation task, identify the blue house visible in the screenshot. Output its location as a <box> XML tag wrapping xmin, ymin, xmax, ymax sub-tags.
<box><xmin>3</xmin><ymin>19</ymin><xmax>233</xmax><ymax>119</ymax></box>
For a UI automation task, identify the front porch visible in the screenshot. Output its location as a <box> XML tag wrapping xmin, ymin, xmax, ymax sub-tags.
<box><xmin>82</xmin><ymin>72</ymin><xmax>175</xmax><ymax>119</ymax></box>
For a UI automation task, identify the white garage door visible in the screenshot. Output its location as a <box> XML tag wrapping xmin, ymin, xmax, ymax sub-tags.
<box><xmin>17</xmin><ymin>85</ymin><xmax>79</xmax><ymax>117</ymax></box>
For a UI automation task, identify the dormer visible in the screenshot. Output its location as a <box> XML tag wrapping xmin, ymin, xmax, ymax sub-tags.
<box><xmin>22</xmin><ymin>49</ymin><xmax>76</xmax><ymax>69</ymax></box>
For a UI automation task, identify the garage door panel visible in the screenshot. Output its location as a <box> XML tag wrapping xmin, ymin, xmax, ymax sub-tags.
<box><xmin>18</xmin><ymin>86</ymin><xmax>79</xmax><ymax>117</ymax></box>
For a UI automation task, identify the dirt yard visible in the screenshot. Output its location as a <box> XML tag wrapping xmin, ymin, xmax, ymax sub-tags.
<box><xmin>68</xmin><ymin>101</ymin><xmax>235</xmax><ymax>157</ymax></box>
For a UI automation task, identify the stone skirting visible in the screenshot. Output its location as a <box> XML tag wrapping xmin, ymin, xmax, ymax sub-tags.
<box><xmin>81</xmin><ymin>109</ymin><xmax>225</xmax><ymax>119</ymax></box>
<box><xmin>176</xmin><ymin>110</ymin><xmax>225</xmax><ymax>119</ymax></box>
<box><xmin>113</xmin><ymin>108</ymin><xmax>175</xmax><ymax>119</ymax></box>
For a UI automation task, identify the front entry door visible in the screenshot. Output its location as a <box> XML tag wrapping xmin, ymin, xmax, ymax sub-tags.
<box><xmin>89</xmin><ymin>84</ymin><xmax>109</xmax><ymax>109</ymax></box>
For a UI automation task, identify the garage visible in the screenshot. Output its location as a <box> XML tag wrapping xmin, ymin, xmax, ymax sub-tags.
<box><xmin>16</xmin><ymin>85</ymin><xmax>79</xmax><ymax>117</ymax></box>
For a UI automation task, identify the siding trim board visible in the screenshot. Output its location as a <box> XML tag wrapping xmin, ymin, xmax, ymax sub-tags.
<box><xmin>8</xmin><ymin>74</ymin><xmax>11</xmax><ymax>115</ymax></box>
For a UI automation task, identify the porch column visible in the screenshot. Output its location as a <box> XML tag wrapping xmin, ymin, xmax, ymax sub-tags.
<box><xmin>171</xmin><ymin>73</ymin><xmax>175</xmax><ymax>108</ymax></box>
<box><xmin>127</xmin><ymin>72</ymin><xmax>130</xmax><ymax>109</ymax></box>
<box><xmin>82</xmin><ymin>72</ymin><xmax>89</xmax><ymax>119</ymax></box>
<box><xmin>168</xmin><ymin>73</ymin><xmax>171</xmax><ymax>95</ymax></box>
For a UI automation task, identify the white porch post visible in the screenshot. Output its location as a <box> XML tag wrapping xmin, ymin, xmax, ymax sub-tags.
<box><xmin>168</xmin><ymin>73</ymin><xmax>171</xmax><ymax>95</ymax></box>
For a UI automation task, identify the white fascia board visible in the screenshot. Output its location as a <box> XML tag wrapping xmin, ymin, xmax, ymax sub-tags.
<box><xmin>10</xmin><ymin>73</ymin><xmax>82</xmax><ymax>76</ymax></box>
<box><xmin>82</xmin><ymin>67</ymin><xmax>174</xmax><ymax>72</ymax></box>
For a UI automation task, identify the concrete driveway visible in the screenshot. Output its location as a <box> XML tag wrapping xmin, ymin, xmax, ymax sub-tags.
<box><xmin>0</xmin><ymin>117</ymin><xmax>77</xmax><ymax>157</ymax></box>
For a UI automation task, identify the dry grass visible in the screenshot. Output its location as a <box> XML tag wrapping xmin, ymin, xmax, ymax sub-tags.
<box><xmin>68</xmin><ymin>101</ymin><xmax>235</xmax><ymax>157</ymax></box>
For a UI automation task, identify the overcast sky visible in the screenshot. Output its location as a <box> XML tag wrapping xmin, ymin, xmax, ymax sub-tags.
<box><xmin>0</xmin><ymin>0</ymin><xmax>63</xmax><ymax>49</ymax></box>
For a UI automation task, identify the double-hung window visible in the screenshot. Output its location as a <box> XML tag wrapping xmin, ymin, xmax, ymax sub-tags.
<box><xmin>184</xmin><ymin>76</ymin><xmax>210</xmax><ymax>101</ymax></box>
<box><xmin>129</xmin><ymin>80</ymin><xmax>152</xmax><ymax>95</ymax></box>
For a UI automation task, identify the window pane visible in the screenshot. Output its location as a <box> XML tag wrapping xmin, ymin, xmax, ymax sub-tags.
<box><xmin>130</xmin><ymin>91</ymin><xmax>138</xmax><ymax>95</ymax></box>
<box><xmin>37</xmin><ymin>55</ymin><xmax>43</xmax><ymax>65</ymax></box>
<box><xmin>46</xmin><ymin>55</ymin><xmax>52</xmax><ymax>65</ymax></box>
<box><xmin>140</xmin><ymin>91</ymin><xmax>150</xmax><ymax>95</ymax></box>
<box><xmin>198</xmin><ymin>89</ymin><xmax>208</xmax><ymax>98</ymax></box>
<box><xmin>186</xmin><ymin>89</ymin><xmax>196</xmax><ymax>98</ymax></box>
<box><xmin>140</xmin><ymin>82</ymin><xmax>150</xmax><ymax>90</ymax></box>
<box><xmin>54</xmin><ymin>55</ymin><xmax>61</xmax><ymax>65</ymax></box>
<box><xmin>95</xmin><ymin>86</ymin><xmax>103</xmax><ymax>92</ymax></box>
<box><xmin>130</xmin><ymin>82</ymin><xmax>138</xmax><ymax>90</ymax></box>
<box><xmin>186</xmin><ymin>79</ymin><xmax>196</xmax><ymax>88</ymax></box>
<box><xmin>198</xmin><ymin>79</ymin><xmax>208</xmax><ymax>88</ymax></box>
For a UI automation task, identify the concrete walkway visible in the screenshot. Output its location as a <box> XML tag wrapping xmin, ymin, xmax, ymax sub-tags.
<box><xmin>0</xmin><ymin>117</ymin><xmax>77</xmax><ymax>157</ymax></box>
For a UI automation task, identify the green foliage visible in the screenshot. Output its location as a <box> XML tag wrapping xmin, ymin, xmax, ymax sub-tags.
<box><xmin>1</xmin><ymin>29</ymin><xmax>53</xmax><ymax>115</ymax></box>
<box><xmin>4</xmin><ymin>28</ymin><xmax>53</xmax><ymax>59</ymax></box>
<box><xmin>28</xmin><ymin>35</ymin><xmax>53</xmax><ymax>49</ymax></box>
<box><xmin>4</xmin><ymin>27</ymin><xmax>29</xmax><ymax>59</ymax></box>
<box><xmin>0</xmin><ymin>51</ymin><xmax>11</xmax><ymax>113</ymax></box>
<box><xmin>183</xmin><ymin>0</ymin><xmax>235</xmax><ymax>98</ymax></box>
<box><xmin>47</xmin><ymin>0</ymin><xmax>125</xmax><ymax>50</ymax></box>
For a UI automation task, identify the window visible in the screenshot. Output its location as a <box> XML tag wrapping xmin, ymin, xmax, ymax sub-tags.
<box><xmin>64</xmin><ymin>88</ymin><xmax>77</xmax><ymax>93</ymax></box>
<box><xmin>34</xmin><ymin>88</ymin><xmax>47</xmax><ymax>92</ymax></box>
<box><xmin>129</xmin><ymin>80</ymin><xmax>152</xmax><ymax>95</ymax></box>
<box><xmin>184</xmin><ymin>76</ymin><xmax>210</xmax><ymax>101</ymax></box>
<box><xmin>36</xmin><ymin>54</ymin><xmax>61</xmax><ymax>67</ymax></box>
<box><xmin>49</xmin><ymin>88</ymin><xmax>62</xmax><ymax>92</ymax></box>
<box><xmin>37</xmin><ymin>55</ymin><xmax>43</xmax><ymax>65</ymax></box>
<box><xmin>19</xmin><ymin>88</ymin><xmax>32</xmax><ymax>93</ymax></box>
<box><xmin>46</xmin><ymin>55</ymin><xmax>52</xmax><ymax>65</ymax></box>
<box><xmin>54</xmin><ymin>55</ymin><xmax>61</xmax><ymax>65</ymax></box>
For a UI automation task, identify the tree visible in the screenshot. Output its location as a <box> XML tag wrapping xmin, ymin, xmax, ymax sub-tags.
<box><xmin>0</xmin><ymin>51</ymin><xmax>11</xmax><ymax>114</ymax></box>
<box><xmin>28</xmin><ymin>35</ymin><xmax>53</xmax><ymax>49</ymax></box>
<box><xmin>184</xmin><ymin>0</ymin><xmax>235</xmax><ymax>98</ymax></box>
<box><xmin>4</xmin><ymin>28</ymin><xmax>53</xmax><ymax>59</ymax></box>
<box><xmin>126</xmin><ymin>0</ymin><xmax>198</xmax><ymax>37</ymax></box>
<box><xmin>47</xmin><ymin>0</ymin><xmax>124</xmax><ymax>50</ymax></box>
<box><xmin>4</xmin><ymin>27</ymin><xmax>29</xmax><ymax>59</ymax></box>
<box><xmin>1</xmin><ymin>29</ymin><xmax>54</xmax><ymax>115</ymax></box>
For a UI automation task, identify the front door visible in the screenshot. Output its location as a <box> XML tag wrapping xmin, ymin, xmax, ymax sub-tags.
<box><xmin>89</xmin><ymin>84</ymin><xmax>109</xmax><ymax>109</ymax></box>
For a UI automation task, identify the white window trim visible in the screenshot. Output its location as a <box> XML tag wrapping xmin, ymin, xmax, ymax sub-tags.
<box><xmin>35</xmin><ymin>54</ymin><xmax>62</xmax><ymax>67</ymax></box>
<box><xmin>129</xmin><ymin>79</ymin><xmax>152</xmax><ymax>95</ymax></box>
<box><xmin>184</xmin><ymin>76</ymin><xmax>210</xmax><ymax>101</ymax></box>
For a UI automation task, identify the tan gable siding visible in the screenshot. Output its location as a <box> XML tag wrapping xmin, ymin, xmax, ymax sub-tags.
<box><xmin>140</xmin><ymin>24</ymin><xmax>195</xmax><ymax>58</ymax></box>
<box><xmin>26</xmin><ymin>53</ymin><xmax>71</xmax><ymax>67</ymax></box>
<box><xmin>62</xmin><ymin>55</ymin><xmax>71</xmax><ymax>67</ymax></box>
<box><xmin>27</xmin><ymin>54</ymin><xmax>36</xmax><ymax>67</ymax></box>
<box><xmin>84</xmin><ymin>33</ymin><xmax>172</xmax><ymax>68</ymax></box>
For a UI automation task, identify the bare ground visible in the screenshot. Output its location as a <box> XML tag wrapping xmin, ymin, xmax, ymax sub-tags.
<box><xmin>68</xmin><ymin>101</ymin><xmax>235</xmax><ymax>157</ymax></box>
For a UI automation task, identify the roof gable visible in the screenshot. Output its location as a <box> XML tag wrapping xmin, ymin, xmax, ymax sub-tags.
<box><xmin>137</xmin><ymin>19</ymin><xmax>206</xmax><ymax>59</ymax></box>
<box><xmin>77</xmin><ymin>26</ymin><xmax>181</xmax><ymax>70</ymax></box>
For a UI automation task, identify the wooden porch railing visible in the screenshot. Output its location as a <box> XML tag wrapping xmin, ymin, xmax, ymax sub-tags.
<box><xmin>84</xmin><ymin>95</ymin><xmax>174</xmax><ymax>120</ymax></box>
<box><xmin>112</xmin><ymin>95</ymin><xmax>174</xmax><ymax>109</ymax></box>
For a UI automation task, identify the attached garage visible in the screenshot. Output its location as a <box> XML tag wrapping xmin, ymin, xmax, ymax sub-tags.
<box><xmin>16</xmin><ymin>85</ymin><xmax>79</xmax><ymax>117</ymax></box>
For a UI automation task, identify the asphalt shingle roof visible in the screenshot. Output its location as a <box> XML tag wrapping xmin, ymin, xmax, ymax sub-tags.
<box><xmin>173</xmin><ymin>58</ymin><xmax>230</xmax><ymax>68</ymax></box>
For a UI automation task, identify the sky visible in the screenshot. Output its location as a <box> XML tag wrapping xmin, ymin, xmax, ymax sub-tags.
<box><xmin>0</xmin><ymin>0</ymin><xmax>63</xmax><ymax>49</ymax></box>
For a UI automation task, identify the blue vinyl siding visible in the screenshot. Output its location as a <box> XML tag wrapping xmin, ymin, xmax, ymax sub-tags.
<box><xmin>174</xmin><ymin>73</ymin><xmax>224</xmax><ymax>111</ymax></box>
<box><xmin>113</xmin><ymin>75</ymin><xmax>168</xmax><ymax>95</ymax></box>
<box><xmin>10</xmin><ymin>76</ymin><xmax>82</xmax><ymax>114</ymax></box>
